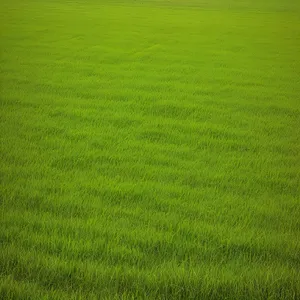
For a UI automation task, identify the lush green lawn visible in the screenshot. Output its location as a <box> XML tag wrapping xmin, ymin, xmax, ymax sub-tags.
<box><xmin>1</xmin><ymin>0</ymin><xmax>300</xmax><ymax>299</ymax></box>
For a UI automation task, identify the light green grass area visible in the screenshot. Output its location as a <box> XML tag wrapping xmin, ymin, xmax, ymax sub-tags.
<box><xmin>1</xmin><ymin>0</ymin><xmax>300</xmax><ymax>299</ymax></box>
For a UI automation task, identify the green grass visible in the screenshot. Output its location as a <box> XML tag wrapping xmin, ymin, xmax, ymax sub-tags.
<box><xmin>1</xmin><ymin>0</ymin><xmax>300</xmax><ymax>299</ymax></box>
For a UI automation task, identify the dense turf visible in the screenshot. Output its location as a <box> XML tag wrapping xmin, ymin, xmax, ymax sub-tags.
<box><xmin>1</xmin><ymin>0</ymin><xmax>300</xmax><ymax>299</ymax></box>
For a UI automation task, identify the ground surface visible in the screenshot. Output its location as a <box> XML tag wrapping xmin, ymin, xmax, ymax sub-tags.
<box><xmin>1</xmin><ymin>0</ymin><xmax>300</xmax><ymax>299</ymax></box>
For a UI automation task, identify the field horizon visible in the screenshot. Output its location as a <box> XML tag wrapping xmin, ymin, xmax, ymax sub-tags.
<box><xmin>1</xmin><ymin>0</ymin><xmax>300</xmax><ymax>299</ymax></box>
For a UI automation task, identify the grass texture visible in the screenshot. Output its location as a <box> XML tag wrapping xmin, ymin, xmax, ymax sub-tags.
<box><xmin>1</xmin><ymin>0</ymin><xmax>300</xmax><ymax>299</ymax></box>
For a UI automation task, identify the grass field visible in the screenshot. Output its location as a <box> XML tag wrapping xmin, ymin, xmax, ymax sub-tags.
<box><xmin>1</xmin><ymin>0</ymin><xmax>300</xmax><ymax>299</ymax></box>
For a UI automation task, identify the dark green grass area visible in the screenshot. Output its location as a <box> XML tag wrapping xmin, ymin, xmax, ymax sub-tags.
<box><xmin>1</xmin><ymin>0</ymin><xmax>300</xmax><ymax>299</ymax></box>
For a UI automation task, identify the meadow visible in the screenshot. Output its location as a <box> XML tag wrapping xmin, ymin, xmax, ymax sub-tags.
<box><xmin>1</xmin><ymin>0</ymin><xmax>300</xmax><ymax>299</ymax></box>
